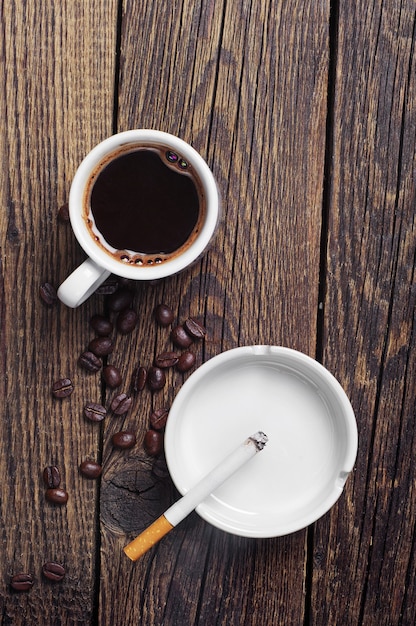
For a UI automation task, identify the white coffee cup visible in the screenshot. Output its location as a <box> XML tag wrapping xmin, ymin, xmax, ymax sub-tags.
<box><xmin>57</xmin><ymin>130</ymin><xmax>220</xmax><ymax>307</ymax></box>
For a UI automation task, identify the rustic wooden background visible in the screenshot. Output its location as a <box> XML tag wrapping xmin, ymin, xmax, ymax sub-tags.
<box><xmin>0</xmin><ymin>1</ymin><xmax>415</xmax><ymax>624</ymax></box>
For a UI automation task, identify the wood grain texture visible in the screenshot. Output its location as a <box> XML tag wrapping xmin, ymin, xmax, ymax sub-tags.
<box><xmin>0</xmin><ymin>1</ymin><xmax>118</xmax><ymax>623</ymax></box>
<box><xmin>98</xmin><ymin>1</ymin><xmax>330</xmax><ymax>625</ymax></box>
<box><xmin>314</xmin><ymin>2</ymin><xmax>416</xmax><ymax>626</ymax></box>
<box><xmin>1</xmin><ymin>0</ymin><xmax>414</xmax><ymax>624</ymax></box>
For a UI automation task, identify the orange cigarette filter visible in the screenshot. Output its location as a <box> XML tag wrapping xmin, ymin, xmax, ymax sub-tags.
<box><xmin>123</xmin><ymin>515</ymin><xmax>174</xmax><ymax>561</ymax></box>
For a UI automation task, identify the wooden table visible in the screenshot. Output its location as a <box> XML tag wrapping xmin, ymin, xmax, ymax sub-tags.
<box><xmin>1</xmin><ymin>1</ymin><xmax>415</xmax><ymax>624</ymax></box>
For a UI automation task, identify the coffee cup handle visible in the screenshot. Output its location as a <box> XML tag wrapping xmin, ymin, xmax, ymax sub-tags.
<box><xmin>57</xmin><ymin>258</ymin><xmax>111</xmax><ymax>308</ymax></box>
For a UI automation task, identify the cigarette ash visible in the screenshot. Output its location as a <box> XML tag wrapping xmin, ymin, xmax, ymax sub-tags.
<box><xmin>249</xmin><ymin>431</ymin><xmax>268</xmax><ymax>451</ymax></box>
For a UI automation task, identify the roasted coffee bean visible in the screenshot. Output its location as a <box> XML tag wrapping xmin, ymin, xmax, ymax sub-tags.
<box><xmin>95</xmin><ymin>276</ymin><xmax>119</xmax><ymax>295</ymax></box>
<box><xmin>118</xmin><ymin>277</ymin><xmax>134</xmax><ymax>289</ymax></box>
<box><xmin>154</xmin><ymin>351</ymin><xmax>179</xmax><ymax>368</ymax></box>
<box><xmin>131</xmin><ymin>366</ymin><xmax>147</xmax><ymax>392</ymax></box>
<box><xmin>45</xmin><ymin>488</ymin><xmax>69</xmax><ymax>505</ymax></box>
<box><xmin>154</xmin><ymin>303</ymin><xmax>174</xmax><ymax>326</ymax></box>
<box><xmin>40</xmin><ymin>282</ymin><xmax>58</xmax><ymax>306</ymax></box>
<box><xmin>88</xmin><ymin>336</ymin><xmax>114</xmax><ymax>357</ymax></box>
<box><xmin>84</xmin><ymin>402</ymin><xmax>107</xmax><ymax>422</ymax></box>
<box><xmin>184</xmin><ymin>317</ymin><xmax>207</xmax><ymax>339</ymax></box>
<box><xmin>150</xmin><ymin>407</ymin><xmax>169</xmax><ymax>430</ymax></box>
<box><xmin>43</xmin><ymin>465</ymin><xmax>61</xmax><ymax>488</ymax></box>
<box><xmin>110</xmin><ymin>393</ymin><xmax>132</xmax><ymax>415</ymax></box>
<box><xmin>116</xmin><ymin>308</ymin><xmax>138</xmax><ymax>334</ymax></box>
<box><xmin>112</xmin><ymin>431</ymin><xmax>137</xmax><ymax>449</ymax></box>
<box><xmin>52</xmin><ymin>378</ymin><xmax>74</xmax><ymax>399</ymax></box>
<box><xmin>102</xmin><ymin>365</ymin><xmax>122</xmax><ymax>389</ymax></box>
<box><xmin>10</xmin><ymin>573</ymin><xmax>34</xmax><ymax>591</ymax></box>
<box><xmin>57</xmin><ymin>202</ymin><xmax>70</xmax><ymax>222</ymax></box>
<box><xmin>107</xmin><ymin>288</ymin><xmax>133</xmax><ymax>312</ymax></box>
<box><xmin>144</xmin><ymin>429</ymin><xmax>163</xmax><ymax>456</ymax></box>
<box><xmin>170</xmin><ymin>324</ymin><xmax>193</xmax><ymax>348</ymax></box>
<box><xmin>176</xmin><ymin>351</ymin><xmax>196</xmax><ymax>373</ymax></box>
<box><xmin>147</xmin><ymin>366</ymin><xmax>166</xmax><ymax>391</ymax></box>
<box><xmin>79</xmin><ymin>460</ymin><xmax>102</xmax><ymax>479</ymax></box>
<box><xmin>42</xmin><ymin>562</ymin><xmax>65</xmax><ymax>582</ymax></box>
<box><xmin>78</xmin><ymin>351</ymin><xmax>102</xmax><ymax>372</ymax></box>
<box><xmin>90</xmin><ymin>314</ymin><xmax>113</xmax><ymax>336</ymax></box>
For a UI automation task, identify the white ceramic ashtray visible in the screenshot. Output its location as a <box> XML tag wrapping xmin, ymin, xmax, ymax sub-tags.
<box><xmin>164</xmin><ymin>345</ymin><xmax>358</xmax><ymax>538</ymax></box>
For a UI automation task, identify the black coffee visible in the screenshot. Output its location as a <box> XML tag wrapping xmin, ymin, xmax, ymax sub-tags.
<box><xmin>85</xmin><ymin>146</ymin><xmax>204</xmax><ymax>265</ymax></box>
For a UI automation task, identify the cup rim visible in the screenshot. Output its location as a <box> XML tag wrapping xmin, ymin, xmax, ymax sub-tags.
<box><xmin>68</xmin><ymin>129</ymin><xmax>220</xmax><ymax>279</ymax></box>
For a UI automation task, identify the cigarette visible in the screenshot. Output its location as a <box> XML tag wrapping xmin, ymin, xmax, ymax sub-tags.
<box><xmin>123</xmin><ymin>431</ymin><xmax>268</xmax><ymax>561</ymax></box>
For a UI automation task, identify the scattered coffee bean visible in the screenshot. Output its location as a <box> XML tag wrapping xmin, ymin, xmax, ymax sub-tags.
<box><xmin>102</xmin><ymin>365</ymin><xmax>122</xmax><ymax>389</ymax></box>
<box><xmin>52</xmin><ymin>378</ymin><xmax>74</xmax><ymax>399</ymax></box>
<box><xmin>118</xmin><ymin>277</ymin><xmax>134</xmax><ymax>289</ymax></box>
<box><xmin>42</xmin><ymin>562</ymin><xmax>66</xmax><ymax>582</ymax></box>
<box><xmin>88</xmin><ymin>336</ymin><xmax>114</xmax><ymax>357</ymax></box>
<box><xmin>147</xmin><ymin>366</ymin><xmax>166</xmax><ymax>391</ymax></box>
<box><xmin>79</xmin><ymin>460</ymin><xmax>102</xmax><ymax>479</ymax></box>
<box><xmin>45</xmin><ymin>488</ymin><xmax>69</xmax><ymax>505</ymax></box>
<box><xmin>10</xmin><ymin>573</ymin><xmax>34</xmax><ymax>592</ymax></box>
<box><xmin>116</xmin><ymin>308</ymin><xmax>138</xmax><ymax>334</ymax></box>
<box><xmin>131</xmin><ymin>366</ymin><xmax>147</xmax><ymax>392</ymax></box>
<box><xmin>57</xmin><ymin>202</ymin><xmax>70</xmax><ymax>222</ymax></box>
<box><xmin>110</xmin><ymin>393</ymin><xmax>132</xmax><ymax>415</ymax></box>
<box><xmin>95</xmin><ymin>276</ymin><xmax>119</xmax><ymax>295</ymax></box>
<box><xmin>90</xmin><ymin>314</ymin><xmax>113</xmax><ymax>336</ymax></box>
<box><xmin>78</xmin><ymin>351</ymin><xmax>102</xmax><ymax>372</ymax></box>
<box><xmin>144</xmin><ymin>429</ymin><xmax>163</xmax><ymax>456</ymax></box>
<box><xmin>40</xmin><ymin>282</ymin><xmax>58</xmax><ymax>307</ymax></box>
<box><xmin>184</xmin><ymin>317</ymin><xmax>206</xmax><ymax>339</ymax></box>
<box><xmin>154</xmin><ymin>351</ymin><xmax>179</xmax><ymax>368</ymax></box>
<box><xmin>176</xmin><ymin>351</ymin><xmax>196</xmax><ymax>373</ymax></box>
<box><xmin>154</xmin><ymin>303</ymin><xmax>174</xmax><ymax>326</ymax></box>
<box><xmin>107</xmin><ymin>288</ymin><xmax>133</xmax><ymax>312</ymax></box>
<box><xmin>170</xmin><ymin>324</ymin><xmax>193</xmax><ymax>349</ymax></box>
<box><xmin>112</xmin><ymin>431</ymin><xmax>137</xmax><ymax>449</ymax></box>
<box><xmin>43</xmin><ymin>466</ymin><xmax>61</xmax><ymax>488</ymax></box>
<box><xmin>150</xmin><ymin>407</ymin><xmax>169</xmax><ymax>430</ymax></box>
<box><xmin>84</xmin><ymin>402</ymin><xmax>107</xmax><ymax>422</ymax></box>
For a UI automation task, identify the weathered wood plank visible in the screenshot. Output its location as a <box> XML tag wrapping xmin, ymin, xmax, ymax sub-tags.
<box><xmin>99</xmin><ymin>1</ymin><xmax>330</xmax><ymax>624</ymax></box>
<box><xmin>0</xmin><ymin>2</ymin><xmax>118</xmax><ymax>623</ymax></box>
<box><xmin>314</xmin><ymin>2</ymin><xmax>416</xmax><ymax>625</ymax></box>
